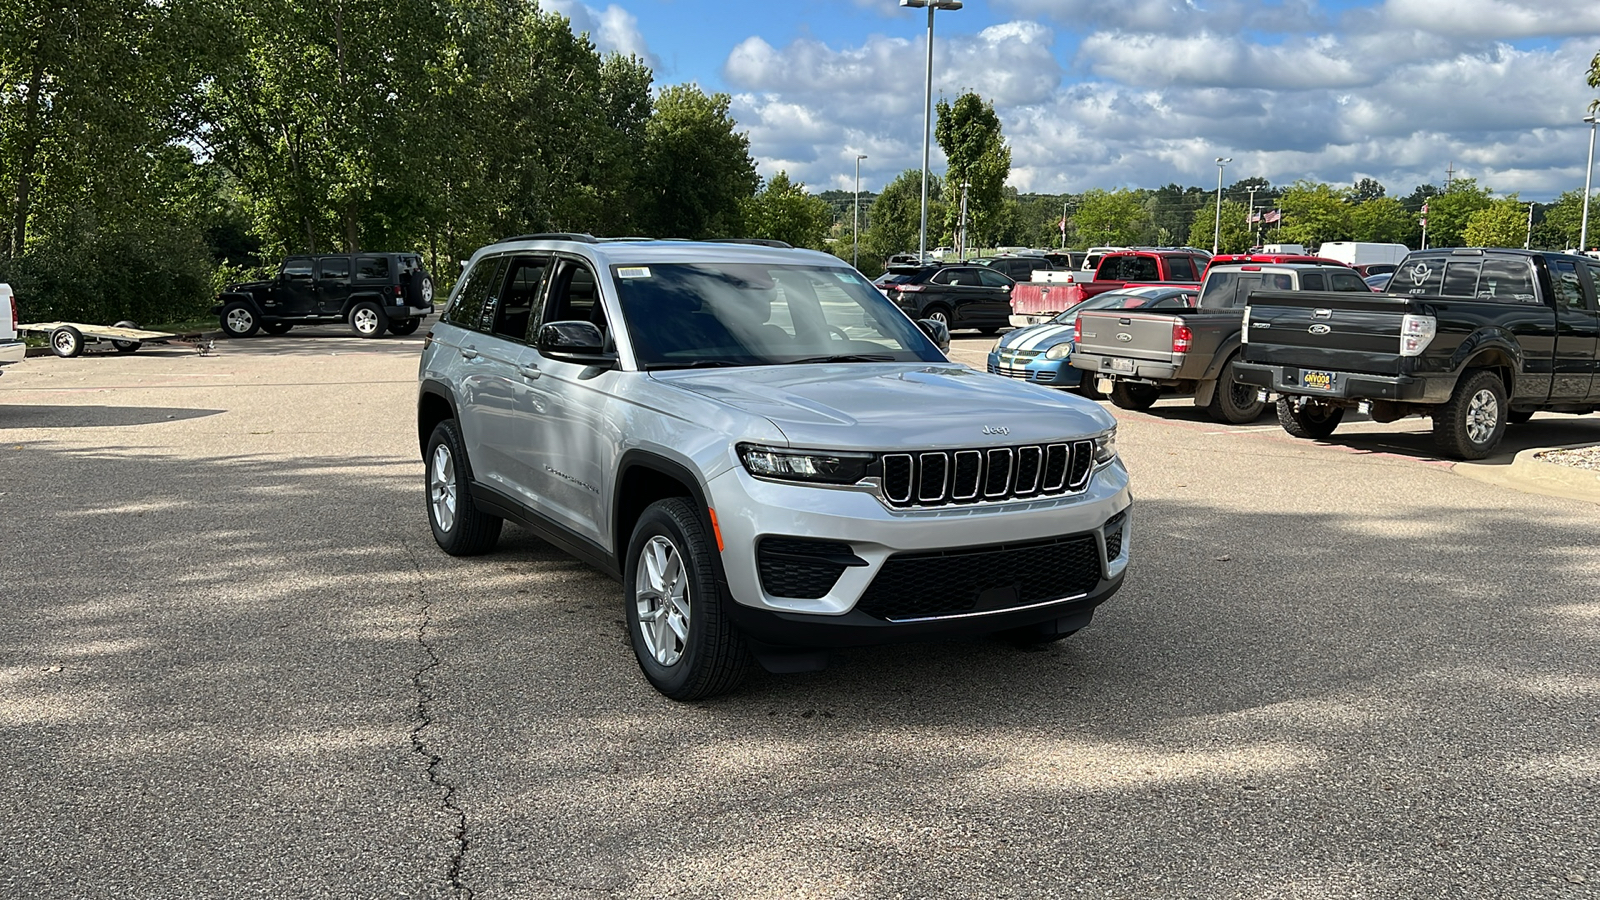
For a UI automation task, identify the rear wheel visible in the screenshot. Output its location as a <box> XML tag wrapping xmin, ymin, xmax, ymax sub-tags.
<box><xmin>625</xmin><ymin>498</ymin><xmax>750</xmax><ymax>700</ymax></box>
<box><xmin>425</xmin><ymin>419</ymin><xmax>502</xmax><ymax>555</ymax></box>
<box><xmin>924</xmin><ymin>306</ymin><xmax>952</xmax><ymax>331</ymax></box>
<box><xmin>50</xmin><ymin>326</ymin><xmax>85</xmax><ymax>358</ymax></box>
<box><xmin>1433</xmin><ymin>369</ymin><xmax>1507</xmax><ymax>460</ymax></box>
<box><xmin>1277</xmin><ymin>397</ymin><xmax>1345</xmax><ymax>439</ymax></box>
<box><xmin>221</xmin><ymin>301</ymin><xmax>260</xmax><ymax>338</ymax></box>
<box><xmin>1205</xmin><ymin>357</ymin><xmax>1267</xmax><ymax>424</ymax></box>
<box><xmin>349</xmin><ymin>301</ymin><xmax>388</xmax><ymax>338</ymax></box>
<box><xmin>110</xmin><ymin>320</ymin><xmax>142</xmax><ymax>354</ymax></box>
<box><xmin>1109</xmin><ymin>381</ymin><xmax>1159</xmax><ymax>411</ymax></box>
<box><xmin>262</xmin><ymin>322</ymin><xmax>294</xmax><ymax>336</ymax></box>
<box><xmin>388</xmin><ymin>317</ymin><xmax>421</xmax><ymax>336</ymax></box>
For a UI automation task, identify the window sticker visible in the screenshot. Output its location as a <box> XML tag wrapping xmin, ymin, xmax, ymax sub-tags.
<box><xmin>617</xmin><ymin>266</ymin><xmax>651</xmax><ymax>279</ymax></box>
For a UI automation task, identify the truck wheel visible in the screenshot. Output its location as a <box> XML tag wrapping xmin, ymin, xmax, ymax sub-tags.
<box><xmin>625</xmin><ymin>497</ymin><xmax>751</xmax><ymax>701</ymax></box>
<box><xmin>1206</xmin><ymin>357</ymin><xmax>1267</xmax><ymax>424</ymax></box>
<box><xmin>110</xmin><ymin>320</ymin><xmax>142</xmax><ymax>354</ymax></box>
<box><xmin>388</xmin><ymin>317</ymin><xmax>421</xmax><ymax>336</ymax></box>
<box><xmin>262</xmin><ymin>322</ymin><xmax>294</xmax><ymax>336</ymax></box>
<box><xmin>1109</xmin><ymin>381</ymin><xmax>1159</xmax><ymax>411</ymax></box>
<box><xmin>349</xmin><ymin>301</ymin><xmax>388</xmax><ymax>338</ymax></box>
<box><xmin>49</xmin><ymin>326</ymin><xmax>85</xmax><ymax>358</ymax></box>
<box><xmin>1433</xmin><ymin>369</ymin><xmax>1507</xmax><ymax>460</ymax></box>
<box><xmin>425</xmin><ymin>419</ymin><xmax>502</xmax><ymax>555</ymax></box>
<box><xmin>221</xmin><ymin>301</ymin><xmax>260</xmax><ymax>338</ymax></box>
<box><xmin>1277</xmin><ymin>397</ymin><xmax>1344</xmax><ymax>439</ymax></box>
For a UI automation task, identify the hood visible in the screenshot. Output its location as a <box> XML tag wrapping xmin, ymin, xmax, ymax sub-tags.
<box><xmin>652</xmin><ymin>362</ymin><xmax>1113</xmax><ymax>450</ymax></box>
<box><xmin>228</xmin><ymin>279</ymin><xmax>272</xmax><ymax>293</ymax></box>
<box><xmin>998</xmin><ymin>322</ymin><xmax>1075</xmax><ymax>352</ymax></box>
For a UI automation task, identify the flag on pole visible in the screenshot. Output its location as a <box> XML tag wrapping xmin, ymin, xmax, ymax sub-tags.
<box><xmin>1262</xmin><ymin>209</ymin><xmax>1282</xmax><ymax>224</ymax></box>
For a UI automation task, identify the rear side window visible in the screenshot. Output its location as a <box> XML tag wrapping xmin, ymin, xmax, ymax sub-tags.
<box><xmin>356</xmin><ymin>257</ymin><xmax>390</xmax><ymax>281</ymax></box>
<box><xmin>1197</xmin><ymin>271</ymin><xmax>1264</xmax><ymax>309</ymax></box>
<box><xmin>1301</xmin><ymin>272</ymin><xmax>1325</xmax><ymax>291</ymax></box>
<box><xmin>444</xmin><ymin>256</ymin><xmax>507</xmax><ymax>331</ymax></box>
<box><xmin>1479</xmin><ymin>259</ymin><xmax>1536</xmax><ymax>302</ymax></box>
<box><xmin>318</xmin><ymin>258</ymin><xmax>350</xmax><ymax>280</ymax></box>
<box><xmin>978</xmin><ymin>268</ymin><xmax>1013</xmax><ymax>288</ymax></box>
<box><xmin>1328</xmin><ymin>272</ymin><xmax>1369</xmax><ymax>292</ymax></box>
<box><xmin>1167</xmin><ymin>256</ymin><xmax>1196</xmax><ymax>281</ymax></box>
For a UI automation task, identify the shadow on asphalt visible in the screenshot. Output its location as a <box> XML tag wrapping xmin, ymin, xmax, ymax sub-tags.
<box><xmin>0</xmin><ymin>405</ymin><xmax>225</xmax><ymax>428</ymax></box>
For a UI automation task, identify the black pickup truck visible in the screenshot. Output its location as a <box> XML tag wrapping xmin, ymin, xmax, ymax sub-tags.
<box><xmin>1234</xmin><ymin>248</ymin><xmax>1600</xmax><ymax>459</ymax></box>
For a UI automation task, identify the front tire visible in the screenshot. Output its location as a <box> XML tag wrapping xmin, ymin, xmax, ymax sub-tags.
<box><xmin>625</xmin><ymin>498</ymin><xmax>750</xmax><ymax>700</ymax></box>
<box><xmin>425</xmin><ymin>419</ymin><xmax>502</xmax><ymax>555</ymax></box>
<box><xmin>50</xmin><ymin>326</ymin><xmax>85</xmax><ymax>358</ymax></box>
<box><xmin>1109</xmin><ymin>381</ymin><xmax>1159</xmax><ymax>411</ymax></box>
<box><xmin>349</xmin><ymin>301</ymin><xmax>388</xmax><ymax>338</ymax></box>
<box><xmin>1206</xmin><ymin>357</ymin><xmax>1267</xmax><ymax>424</ymax></box>
<box><xmin>1433</xmin><ymin>369</ymin><xmax>1507</xmax><ymax>460</ymax></box>
<box><xmin>1277</xmin><ymin>397</ymin><xmax>1345</xmax><ymax>439</ymax></box>
<box><xmin>221</xmin><ymin>301</ymin><xmax>260</xmax><ymax>338</ymax></box>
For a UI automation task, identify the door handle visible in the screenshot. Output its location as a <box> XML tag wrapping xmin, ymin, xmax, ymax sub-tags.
<box><xmin>460</xmin><ymin>347</ymin><xmax>479</xmax><ymax>360</ymax></box>
<box><xmin>518</xmin><ymin>364</ymin><xmax>542</xmax><ymax>380</ymax></box>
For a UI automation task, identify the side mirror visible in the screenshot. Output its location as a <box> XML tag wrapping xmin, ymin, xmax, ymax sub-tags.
<box><xmin>537</xmin><ymin>321</ymin><xmax>616</xmax><ymax>366</ymax></box>
<box><xmin>916</xmin><ymin>318</ymin><xmax>951</xmax><ymax>353</ymax></box>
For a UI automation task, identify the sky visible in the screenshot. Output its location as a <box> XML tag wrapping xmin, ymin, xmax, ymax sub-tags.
<box><xmin>545</xmin><ymin>0</ymin><xmax>1600</xmax><ymax>202</ymax></box>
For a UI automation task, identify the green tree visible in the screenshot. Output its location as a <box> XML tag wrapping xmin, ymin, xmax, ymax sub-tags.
<box><xmin>862</xmin><ymin>169</ymin><xmax>943</xmax><ymax>268</ymax></box>
<box><xmin>1462</xmin><ymin>196</ymin><xmax>1530</xmax><ymax>247</ymax></box>
<box><xmin>934</xmin><ymin>92</ymin><xmax>1010</xmax><ymax>249</ymax></box>
<box><xmin>1073</xmin><ymin>189</ymin><xmax>1149</xmax><ymax>247</ymax></box>
<box><xmin>1540</xmin><ymin>189</ymin><xmax>1598</xmax><ymax>249</ymax></box>
<box><xmin>1272</xmin><ymin>181</ymin><xmax>1350</xmax><ymax>248</ymax></box>
<box><xmin>743</xmin><ymin>171</ymin><xmax>833</xmax><ymax>251</ymax></box>
<box><xmin>1350</xmin><ymin>178</ymin><xmax>1387</xmax><ymax>203</ymax></box>
<box><xmin>1348</xmin><ymin>196</ymin><xmax>1414</xmax><ymax>244</ymax></box>
<box><xmin>1186</xmin><ymin>200</ymin><xmax>1251</xmax><ymax>253</ymax></box>
<box><xmin>636</xmin><ymin>84</ymin><xmax>758</xmax><ymax>239</ymax></box>
<box><xmin>1422</xmin><ymin>178</ymin><xmax>1493</xmax><ymax>248</ymax></box>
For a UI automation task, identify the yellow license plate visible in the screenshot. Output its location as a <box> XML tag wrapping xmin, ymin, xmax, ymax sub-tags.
<box><xmin>1302</xmin><ymin>370</ymin><xmax>1334</xmax><ymax>391</ymax></box>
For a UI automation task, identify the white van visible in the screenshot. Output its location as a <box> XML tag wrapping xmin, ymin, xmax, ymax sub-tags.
<box><xmin>1316</xmin><ymin>242</ymin><xmax>1410</xmax><ymax>270</ymax></box>
<box><xmin>0</xmin><ymin>284</ymin><xmax>25</xmax><ymax>374</ymax></box>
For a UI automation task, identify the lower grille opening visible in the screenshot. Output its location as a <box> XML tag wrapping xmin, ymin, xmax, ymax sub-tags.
<box><xmin>757</xmin><ymin>538</ymin><xmax>860</xmax><ymax>600</ymax></box>
<box><xmin>1104</xmin><ymin>513</ymin><xmax>1126</xmax><ymax>559</ymax></box>
<box><xmin>855</xmin><ymin>534</ymin><xmax>1102</xmax><ymax>621</ymax></box>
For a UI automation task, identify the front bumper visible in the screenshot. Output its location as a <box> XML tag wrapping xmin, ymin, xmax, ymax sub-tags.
<box><xmin>0</xmin><ymin>339</ymin><xmax>24</xmax><ymax>367</ymax></box>
<box><xmin>1071</xmin><ymin>351</ymin><xmax>1183</xmax><ymax>383</ymax></box>
<box><xmin>1233</xmin><ymin>361</ymin><xmax>1448</xmax><ymax>404</ymax></box>
<box><xmin>706</xmin><ymin>458</ymin><xmax>1132</xmax><ymax>644</ymax></box>
<box><xmin>985</xmin><ymin>351</ymin><xmax>1082</xmax><ymax>388</ymax></box>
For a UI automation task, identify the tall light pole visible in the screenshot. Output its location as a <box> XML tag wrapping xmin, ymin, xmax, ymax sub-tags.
<box><xmin>957</xmin><ymin>180</ymin><xmax>970</xmax><ymax>259</ymax></box>
<box><xmin>901</xmin><ymin>0</ymin><xmax>963</xmax><ymax>261</ymax></box>
<box><xmin>853</xmin><ymin>154</ymin><xmax>868</xmax><ymax>269</ymax></box>
<box><xmin>1245</xmin><ymin>184</ymin><xmax>1260</xmax><ymax>248</ymax></box>
<box><xmin>1212</xmin><ymin>157</ymin><xmax>1231</xmax><ymax>255</ymax></box>
<box><xmin>1582</xmin><ymin>110</ymin><xmax>1598</xmax><ymax>252</ymax></box>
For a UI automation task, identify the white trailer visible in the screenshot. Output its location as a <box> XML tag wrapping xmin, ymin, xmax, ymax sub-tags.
<box><xmin>1316</xmin><ymin>242</ymin><xmax>1410</xmax><ymax>268</ymax></box>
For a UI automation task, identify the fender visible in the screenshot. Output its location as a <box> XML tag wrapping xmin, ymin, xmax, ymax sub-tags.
<box><xmin>1198</xmin><ymin>335</ymin><xmax>1246</xmax><ymax>384</ymax></box>
<box><xmin>342</xmin><ymin>292</ymin><xmax>389</xmax><ymax>317</ymax></box>
<box><xmin>212</xmin><ymin>291</ymin><xmax>262</xmax><ymax>315</ymax></box>
<box><xmin>612</xmin><ymin>448</ymin><xmax>729</xmax><ymax>591</ymax></box>
<box><xmin>416</xmin><ymin>379</ymin><xmax>460</xmax><ymax>456</ymax></box>
<box><xmin>1450</xmin><ymin>326</ymin><xmax>1523</xmax><ymax>394</ymax></box>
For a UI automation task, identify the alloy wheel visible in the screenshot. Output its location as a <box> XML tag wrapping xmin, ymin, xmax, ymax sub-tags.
<box><xmin>429</xmin><ymin>444</ymin><xmax>457</xmax><ymax>533</ymax></box>
<box><xmin>1466</xmin><ymin>388</ymin><xmax>1499</xmax><ymax>446</ymax></box>
<box><xmin>635</xmin><ymin>535</ymin><xmax>690</xmax><ymax>667</ymax></box>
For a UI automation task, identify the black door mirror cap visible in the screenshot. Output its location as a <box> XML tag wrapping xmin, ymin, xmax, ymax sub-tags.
<box><xmin>538</xmin><ymin>320</ymin><xmax>617</xmax><ymax>366</ymax></box>
<box><xmin>916</xmin><ymin>318</ymin><xmax>951</xmax><ymax>353</ymax></box>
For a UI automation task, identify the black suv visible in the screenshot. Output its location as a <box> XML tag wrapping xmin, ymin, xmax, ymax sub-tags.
<box><xmin>214</xmin><ymin>253</ymin><xmax>435</xmax><ymax>338</ymax></box>
<box><xmin>880</xmin><ymin>264</ymin><xmax>1014</xmax><ymax>334</ymax></box>
<box><xmin>980</xmin><ymin>256</ymin><xmax>1054</xmax><ymax>283</ymax></box>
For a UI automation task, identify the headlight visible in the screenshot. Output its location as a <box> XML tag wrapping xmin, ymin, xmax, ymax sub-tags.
<box><xmin>1044</xmin><ymin>342</ymin><xmax>1071</xmax><ymax>360</ymax></box>
<box><xmin>1093</xmin><ymin>428</ymin><xmax>1118</xmax><ymax>466</ymax></box>
<box><xmin>737</xmin><ymin>444</ymin><xmax>872</xmax><ymax>485</ymax></box>
<box><xmin>991</xmin><ymin>339</ymin><xmax>1003</xmax><ymax>352</ymax></box>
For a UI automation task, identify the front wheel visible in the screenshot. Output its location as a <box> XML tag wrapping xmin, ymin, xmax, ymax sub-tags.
<box><xmin>1109</xmin><ymin>381</ymin><xmax>1159</xmax><ymax>411</ymax></box>
<box><xmin>425</xmin><ymin>419</ymin><xmax>502</xmax><ymax>555</ymax></box>
<box><xmin>1277</xmin><ymin>397</ymin><xmax>1345</xmax><ymax>439</ymax></box>
<box><xmin>1205</xmin><ymin>358</ymin><xmax>1267</xmax><ymax>424</ymax></box>
<box><xmin>221</xmin><ymin>301</ymin><xmax>260</xmax><ymax>338</ymax></box>
<box><xmin>625</xmin><ymin>498</ymin><xmax>750</xmax><ymax>700</ymax></box>
<box><xmin>349</xmin><ymin>301</ymin><xmax>388</xmax><ymax>338</ymax></box>
<box><xmin>1433</xmin><ymin>369</ymin><xmax>1507</xmax><ymax>460</ymax></box>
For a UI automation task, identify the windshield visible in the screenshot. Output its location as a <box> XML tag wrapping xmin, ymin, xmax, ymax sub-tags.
<box><xmin>1051</xmin><ymin>289</ymin><xmax>1171</xmax><ymax>322</ymax></box>
<box><xmin>615</xmin><ymin>263</ymin><xmax>946</xmax><ymax>369</ymax></box>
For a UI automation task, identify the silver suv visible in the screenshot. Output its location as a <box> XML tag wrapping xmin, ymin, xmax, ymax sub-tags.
<box><xmin>417</xmin><ymin>235</ymin><xmax>1132</xmax><ymax>699</ymax></box>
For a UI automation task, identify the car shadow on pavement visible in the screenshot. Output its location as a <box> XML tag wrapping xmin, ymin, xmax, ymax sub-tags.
<box><xmin>0</xmin><ymin>404</ymin><xmax>225</xmax><ymax>428</ymax></box>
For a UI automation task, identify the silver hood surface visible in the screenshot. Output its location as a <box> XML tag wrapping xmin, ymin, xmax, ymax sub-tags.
<box><xmin>651</xmin><ymin>363</ymin><xmax>1115</xmax><ymax>450</ymax></box>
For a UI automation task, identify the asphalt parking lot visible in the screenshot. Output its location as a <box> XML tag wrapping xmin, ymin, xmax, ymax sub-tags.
<box><xmin>3</xmin><ymin>326</ymin><xmax>1597</xmax><ymax>899</ymax></box>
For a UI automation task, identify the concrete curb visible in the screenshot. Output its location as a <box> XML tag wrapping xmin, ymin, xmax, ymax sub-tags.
<box><xmin>1454</xmin><ymin>443</ymin><xmax>1600</xmax><ymax>505</ymax></box>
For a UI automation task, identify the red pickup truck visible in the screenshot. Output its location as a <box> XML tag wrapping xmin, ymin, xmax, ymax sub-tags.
<box><xmin>1010</xmin><ymin>249</ymin><xmax>1207</xmax><ymax>326</ymax></box>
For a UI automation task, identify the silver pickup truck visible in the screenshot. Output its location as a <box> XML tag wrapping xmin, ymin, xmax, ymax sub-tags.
<box><xmin>0</xmin><ymin>284</ymin><xmax>25</xmax><ymax>375</ymax></box>
<box><xmin>1069</xmin><ymin>263</ymin><xmax>1370</xmax><ymax>423</ymax></box>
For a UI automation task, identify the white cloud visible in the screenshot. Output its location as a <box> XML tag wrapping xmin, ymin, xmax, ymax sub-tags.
<box><xmin>544</xmin><ymin>0</ymin><xmax>660</xmax><ymax>68</ymax></box>
<box><xmin>1379</xmin><ymin>0</ymin><xmax>1600</xmax><ymax>40</ymax></box>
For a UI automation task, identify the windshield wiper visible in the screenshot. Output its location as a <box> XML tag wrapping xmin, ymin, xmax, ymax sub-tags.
<box><xmin>782</xmin><ymin>354</ymin><xmax>896</xmax><ymax>364</ymax></box>
<box><xmin>646</xmin><ymin>359</ymin><xmax>748</xmax><ymax>370</ymax></box>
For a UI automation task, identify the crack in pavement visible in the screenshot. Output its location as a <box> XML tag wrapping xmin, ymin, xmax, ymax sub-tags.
<box><xmin>407</xmin><ymin>543</ymin><xmax>473</xmax><ymax>900</ymax></box>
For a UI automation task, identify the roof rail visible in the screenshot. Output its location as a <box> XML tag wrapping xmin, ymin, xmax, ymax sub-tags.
<box><xmin>702</xmin><ymin>238</ymin><xmax>793</xmax><ymax>248</ymax></box>
<box><xmin>494</xmin><ymin>232</ymin><xmax>598</xmax><ymax>244</ymax></box>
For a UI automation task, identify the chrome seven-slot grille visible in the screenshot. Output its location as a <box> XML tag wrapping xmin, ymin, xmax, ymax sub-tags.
<box><xmin>880</xmin><ymin>441</ymin><xmax>1095</xmax><ymax>508</ymax></box>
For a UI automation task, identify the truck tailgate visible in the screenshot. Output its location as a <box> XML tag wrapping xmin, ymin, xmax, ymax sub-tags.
<box><xmin>1074</xmin><ymin>310</ymin><xmax>1181</xmax><ymax>363</ymax></box>
<box><xmin>1244</xmin><ymin>291</ymin><xmax>1411</xmax><ymax>376</ymax></box>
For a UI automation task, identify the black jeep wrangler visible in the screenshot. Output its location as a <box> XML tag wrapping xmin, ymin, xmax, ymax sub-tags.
<box><xmin>213</xmin><ymin>253</ymin><xmax>435</xmax><ymax>338</ymax></box>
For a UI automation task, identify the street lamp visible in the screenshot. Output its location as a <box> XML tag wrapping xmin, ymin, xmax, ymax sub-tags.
<box><xmin>1582</xmin><ymin>110</ymin><xmax>1598</xmax><ymax>253</ymax></box>
<box><xmin>1245</xmin><ymin>184</ymin><xmax>1260</xmax><ymax>248</ymax></box>
<box><xmin>854</xmin><ymin>154</ymin><xmax>868</xmax><ymax>269</ymax></box>
<box><xmin>901</xmin><ymin>0</ymin><xmax>963</xmax><ymax>261</ymax></box>
<box><xmin>1212</xmin><ymin>157</ymin><xmax>1231</xmax><ymax>255</ymax></box>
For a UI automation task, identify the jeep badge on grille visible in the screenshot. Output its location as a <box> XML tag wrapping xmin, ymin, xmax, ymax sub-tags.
<box><xmin>981</xmin><ymin>425</ymin><xmax>1010</xmax><ymax>435</ymax></box>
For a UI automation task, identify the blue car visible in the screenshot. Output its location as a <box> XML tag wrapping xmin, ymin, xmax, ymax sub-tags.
<box><xmin>986</xmin><ymin>285</ymin><xmax>1198</xmax><ymax>393</ymax></box>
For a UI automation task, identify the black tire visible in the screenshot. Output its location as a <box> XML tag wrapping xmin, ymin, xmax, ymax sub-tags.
<box><xmin>977</xmin><ymin>326</ymin><xmax>1000</xmax><ymax>336</ymax></box>
<box><xmin>49</xmin><ymin>325</ymin><xmax>85</xmax><ymax>358</ymax></box>
<box><xmin>388</xmin><ymin>317</ymin><xmax>421</xmax><ymax>336</ymax></box>
<box><xmin>349</xmin><ymin>301</ymin><xmax>388</xmax><ymax>338</ymax></box>
<box><xmin>262</xmin><ymin>322</ymin><xmax>294</xmax><ymax>336</ymax></box>
<box><xmin>1109</xmin><ymin>381</ymin><xmax>1159</xmax><ymax>411</ymax></box>
<box><xmin>624</xmin><ymin>497</ymin><xmax>751</xmax><ymax>701</ymax></box>
<box><xmin>1432</xmin><ymin>369</ymin><xmax>1508</xmax><ymax>460</ymax></box>
<box><xmin>1205</xmin><ymin>356</ymin><xmax>1267</xmax><ymax>424</ymax></box>
<box><xmin>924</xmin><ymin>306</ymin><xmax>953</xmax><ymax>331</ymax></box>
<box><xmin>1076</xmin><ymin>375</ymin><xmax>1104</xmax><ymax>400</ymax></box>
<box><xmin>110</xmin><ymin>320</ymin><xmax>142</xmax><ymax>354</ymax></box>
<box><xmin>1276</xmin><ymin>397</ymin><xmax>1345</xmax><ymax>440</ymax></box>
<box><xmin>425</xmin><ymin>419</ymin><xmax>502</xmax><ymax>556</ymax></box>
<box><xmin>1507</xmin><ymin>409</ymin><xmax>1534</xmax><ymax>424</ymax></box>
<box><xmin>220</xmin><ymin>301</ymin><xmax>260</xmax><ymax>338</ymax></box>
